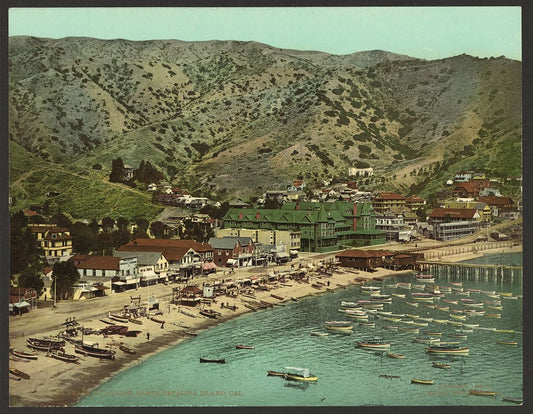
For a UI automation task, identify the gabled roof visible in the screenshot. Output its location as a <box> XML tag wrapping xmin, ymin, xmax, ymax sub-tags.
<box><xmin>429</xmin><ymin>208</ymin><xmax>478</xmax><ymax>219</ymax></box>
<box><xmin>114</xmin><ymin>250</ymin><xmax>168</xmax><ymax>265</ymax></box>
<box><xmin>405</xmin><ymin>195</ymin><xmax>425</xmax><ymax>202</ymax></box>
<box><xmin>375</xmin><ymin>192</ymin><xmax>405</xmax><ymax>201</ymax></box>
<box><xmin>208</xmin><ymin>237</ymin><xmax>253</xmax><ymax>250</ymax></box>
<box><xmin>478</xmin><ymin>196</ymin><xmax>514</xmax><ymax>206</ymax></box>
<box><xmin>335</xmin><ymin>249</ymin><xmax>395</xmax><ymax>259</ymax></box>
<box><xmin>121</xmin><ymin>238</ymin><xmax>213</xmax><ymax>252</ymax></box>
<box><xmin>74</xmin><ymin>256</ymin><xmax>122</xmax><ymax>271</ymax></box>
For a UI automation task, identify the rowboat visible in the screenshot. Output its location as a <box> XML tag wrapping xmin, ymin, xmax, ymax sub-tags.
<box><xmin>310</xmin><ymin>331</ymin><xmax>329</xmax><ymax>337</ymax></box>
<box><xmin>325</xmin><ymin>321</ymin><xmax>353</xmax><ymax>331</ymax></box>
<box><xmin>502</xmin><ymin>396</ymin><xmax>523</xmax><ymax>405</ymax></box>
<box><xmin>358</xmin><ymin>322</ymin><xmax>375</xmax><ymax>327</ymax></box>
<box><xmin>75</xmin><ymin>344</ymin><xmax>116</xmax><ymax>359</ymax></box>
<box><xmin>149</xmin><ymin>315</ymin><xmax>166</xmax><ymax>324</ymax></box>
<box><xmin>406</xmin><ymin>302</ymin><xmax>419</xmax><ymax>307</ymax></box>
<box><xmin>447</xmin><ymin>320</ymin><xmax>463</xmax><ymax>326</ymax></box>
<box><xmin>283</xmin><ymin>367</ymin><xmax>318</xmax><ymax>382</ymax></box>
<box><xmin>392</xmin><ymin>293</ymin><xmax>406</xmax><ymax>298</ymax></box>
<box><xmin>450</xmin><ymin>314</ymin><xmax>466</xmax><ymax>320</ymax></box>
<box><xmin>487</xmin><ymin>306</ymin><xmax>503</xmax><ymax>311</ymax></box>
<box><xmin>340</xmin><ymin>301</ymin><xmax>360</xmax><ymax>308</ymax></box>
<box><xmin>432</xmin><ymin>319</ymin><xmax>448</xmax><ymax>324</ymax></box>
<box><xmin>501</xmin><ymin>296</ymin><xmax>518</xmax><ymax>300</ymax></box>
<box><xmin>497</xmin><ymin>340</ymin><xmax>517</xmax><ymax>346</ymax></box>
<box><xmin>383</xmin><ymin>317</ymin><xmax>402</xmax><ymax>322</ymax></box>
<box><xmin>425</xmin><ymin>345</ymin><xmax>469</xmax><ymax>355</ymax></box>
<box><xmin>10</xmin><ymin>348</ymin><xmax>38</xmax><ymax>360</ymax></box>
<box><xmin>386</xmin><ymin>352</ymin><xmax>405</xmax><ymax>359</ymax></box>
<box><xmin>50</xmin><ymin>349</ymin><xmax>80</xmax><ymax>363</ymax></box>
<box><xmin>412</xmin><ymin>337</ymin><xmax>441</xmax><ymax>344</ymax></box>
<box><xmin>435</xmin><ymin>306</ymin><xmax>449</xmax><ymax>311</ymax></box>
<box><xmin>267</xmin><ymin>370</ymin><xmax>286</xmax><ymax>377</ymax></box>
<box><xmin>199</xmin><ymin>309</ymin><xmax>220</xmax><ymax>319</ymax></box>
<box><xmin>443</xmin><ymin>300</ymin><xmax>458</xmax><ymax>305</ymax></box>
<box><xmin>108</xmin><ymin>313</ymin><xmax>129</xmax><ymax>323</ymax></box>
<box><xmin>432</xmin><ymin>362</ymin><xmax>451</xmax><ymax>369</ymax></box>
<box><xmin>415</xmin><ymin>274</ymin><xmax>435</xmax><ymax>280</ymax></box>
<box><xmin>411</xmin><ymin>378</ymin><xmax>434</xmax><ymax>385</ymax></box>
<box><xmin>424</xmin><ymin>331</ymin><xmax>442</xmax><ymax>336</ymax></box>
<box><xmin>200</xmin><ymin>358</ymin><xmax>225</xmax><ymax>363</ymax></box>
<box><xmin>118</xmin><ymin>344</ymin><xmax>137</xmax><ymax>354</ymax></box>
<box><xmin>128</xmin><ymin>318</ymin><xmax>143</xmax><ymax>325</ymax></box>
<box><xmin>397</xmin><ymin>283</ymin><xmax>412</xmax><ymax>289</ymax></box>
<box><xmin>469</xmin><ymin>389</ymin><xmax>497</xmax><ymax>397</ymax></box>
<box><xmin>467</xmin><ymin>288</ymin><xmax>481</xmax><ymax>293</ymax></box>
<box><xmin>101</xmin><ymin>325</ymin><xmax>129</xmax><ymax>335</ymax></box>
<box><xmin>27</xmin><ymin>337</ymin><xmax>65</xmax><ymax>351</ymax></box>
<box><xmin>418</xmin><ymin>317</ymin><xmax>434</xmax><ymax>322</ymax></box>
<box><xmin>455</xmin><ymin>328</ymin><xmax>472</xmax><ymax>333</ymax></box>
<box><xmin>382</xmin><ymin>326</ymin><xmax>398</xmax><ymax>331</ymax></box>
<box><xmin>438</xmin><ymin>341</ymin><xmax>461</xmax><ymax>346</ymax></box>
<box><xmin>462</xmin><ymin>323</ymin><xmax>479</xmax><ymax>328</ymax></box>
<box><xmin>236</xmin><ymin>345</ymin><xmax>255</xmax><ymax>349</ymax></box>
<box><xmin>485</xmin><ymin>313</ymin><xmax>501</xmax><ymax>319</ymax></box>
<box><xmin>494</xmin><ymin>329</ymin><xmax>514</xmax><ymax>333</ymax></box>
<box><xmin>183</xmin><ymin>331</ymin><xmax>198</xmax><ymax>336</ymax></box>
<box><xmin>9</xmin><ymin>367</ymin><xmax>30</xmax><ymax>380</ymax></box>
<box><xmin>450</xmin><ymin>282</ymin><xmax>462</xmax><ymax>287</ymax></box>
<box><xmin>360</xmin><ymin>286</ymin><xmax>381</xmax><ymax>292</ymax></box>
<box><xmin>355</xmin><ymin>339</ymin><xmax>391</xmax><ymax>350</ymax></box>
<box><xmin>499</xmin><ymin>292</ymin><xmax>513</xmax><ymax>297</ymax></box>
<box><xmin>99</xmin><ymin>318</ymin><xmax>116</xmax><ymax>325</ymax></box>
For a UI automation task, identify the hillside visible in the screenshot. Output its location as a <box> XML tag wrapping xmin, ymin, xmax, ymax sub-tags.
<box><xmin>9</xmin><ymin>36</ymin><xmax>522</xmax><ymax>212</ymax></box>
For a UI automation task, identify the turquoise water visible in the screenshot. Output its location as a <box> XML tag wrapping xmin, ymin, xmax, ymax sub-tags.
<box><xmin>78</xmin><ymin>253</ymin><xmax>523</xmax><ymax>406</ymax></box>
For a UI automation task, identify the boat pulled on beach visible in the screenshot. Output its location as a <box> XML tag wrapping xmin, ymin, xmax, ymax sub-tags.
<box><xmin>10</xmin><ymin>348</ymin><xmax>38</xmax><ymax>360</ymax></box>
<box><xmin>26</xmin><ymin>337</ymin><xmax>66</xmax><ymax>351</ymax></box>
<box><xmin>49</xmin><ymin>349</ymin><xmax>80</xmax><ymax>363</ymax></box>
<box><xmin>74</xmin><ymin>343</ymin><xmax>116</xmax><ymax>360</ymax></box>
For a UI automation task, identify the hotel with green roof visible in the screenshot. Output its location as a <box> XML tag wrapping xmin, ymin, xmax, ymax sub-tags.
<box><xmin>222</xmin><ymin>201</ymin><xmax>386</xmax><ymax>253</ymax></box>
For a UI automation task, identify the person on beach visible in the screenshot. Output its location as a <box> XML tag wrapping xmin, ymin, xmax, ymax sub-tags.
<box><xmin>147</xmin><ymin>332</ymin><xmax>150</xmax><ymax>340</ymax></box>
<box><xmin>160</xmin><ymin>323</ymin><xmax>164</xmax><ymax>329</ymax></box>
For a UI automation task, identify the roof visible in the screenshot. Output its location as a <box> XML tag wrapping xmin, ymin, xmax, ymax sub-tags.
<box><xmin>429</xmin><ymin>208</ymin><xmax>478</xmax><ymax>219</ymax></box>
<box><xmin>117</xmin><ymin>245</ymin><xmax>192</xmax><ymax>261</ymax></box>
<box><xmin>114</xmin><ymin>250</ymin><xmax>167</xmax><ymax>265</ymax></box>
<box><xmin>375</xmin><ymin>192</ymin><xmax>405</xmax><ymax>201</ymax></box>
<box><xmin>180</xmin><ymin>285</ymin><xmax>202</xmax><ymax>294</ymax></box>
<box><xmin>405</xmin><ymin>195</ymin><xmax>425</xmax><ymax>202</ymax></box>
<box><xmin>478</xmin><ymin>196</ymin><xmax>514</xmax><ymax>206</ymax></box>
<box><xmin>120</xmin><ymin>238</ymin><xmax>213</xmax><ymax>252</ymax></box>
<box><xmin>28</xmin><ymin>225</ymin><xmax>71</xmax><ymax>234</ymax></box>
<box><xmin>73</xmin><ymin>256</ymin><xmax>121</xmax><ymax>270</ymax></box>
<box><xmin>336</xmin><ymin>249</ymin><xmax>396</xmax><ymax>259</ymax></box>
<box><xmin>208</xmin><ymin>237</ymin><xmax>253</xmax><ymax>250</ymax></box>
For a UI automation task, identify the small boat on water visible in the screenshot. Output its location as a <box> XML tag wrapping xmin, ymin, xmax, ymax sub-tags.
<box><xmin>49</xmin><ymin>349</ymin><xmax>80</xmax><ymax>363</ymax></box>
<box><xmin>236</xmin><ymin>345</ymin><xmax>255</xmax><ymax>349</ymax></box>
<box><xmin>485</xmin><ymin>313</ymin><xmax>502</xmax><ymax>319</ymax></box>
<box><xmin>10</xmin><ymin>348</ymin><xmax>38</xmax><ymax>360</ymax></box>
<box><xmin>355</xmin><ymin>338</ymin><xmax>391</xmax><ymax>350</ymax></box>
<box><xmin>502</xmin><ymin>396</ymin><xmax>523</xmax><ymax>405</ymax></box>
<box><xmin>443</xmin><ymin>300</ymin><xmax>459</xmax><ymax>305</ymax></box>
<box><xmin>340</xmin><ymin>301</ymin><xmax>360</xmax><ymax>308</ymax></box>
<box><xmin>398</xmin><ymin>327</ymin><xmax>419</xmax><ymax>333</ymax></box>
<box><xmin>450</xmin><ymin>314</ymin><xmax>467</xmax><ymax>320</ymax></box>
<box><xmin>382</xmin><ymin>326</ymin><xmax>399</xmax><ymax>331</ymax></box>
<box><xmin>411</xmin><ymin>378</ymin><xmax>434</xmax><ymax>385</ymax></box>
<box><xmin>469</xmin><ymin>389</ymin><xmax>497</xmax><ymax>397</ymax></box>
<box><xmin>424</xmin><ymin>331</ymin><xmax>442</xmax><ymax>336</ymax></box>
<box><xmin>267</xmin><ymin>370</ymin><xmax>286</xmax><ymax>377</ymax></box>
<box><xmin>310</xmin><ymin>331</ymin><xmax>329</xmax><ymax>337</ymax></box>
<box><xmin>432</xmin><ymin>362</ymin><xmax>451</xmax><ymax>369</ymax></box>
<box><xmin>392</xmin><ymin>293</ymin><xmax>406</xmax><ymax>298</ymax></box>
<box><xmin>449</xmin><ymin>334</ymin><xmax>467</xmax><ymax>339</ymax></box>
<box><xmin>386</xmin><ymin>352</ymin><xmax>405</xmax><ymax>359</ymax></box>
<box><xmin>494</xmin><ymin>329</ymin><xmax>514</xmax><ymax>333</ymax></box>
<box><xmin>406</xmin><ymin>302</ymin><xmax>419</xmax><ymax>307</ymax></box>
<box><xmin>9</xmin><ymin>367</ymin><xmax>30</xmax><ymax>380</ymax></box>
<box><xmin>497</xmin><ymin>340</ymin><xmax>518</xmax><ymax>346</ymax></box>
<box><xmin>325</xmin><ymin>321</ymin><xmax>353</xmax><ymax>331</ymax></box>
<box><xmin>359</xmin><ymin>322</ymin><xmax>375</xmax><ymax>327</ymax></box>
<box><xmin>200</xmin><ymin>357</ymin><xmax>225</xmax><ymax>364</ymax></box>
<box><xmin>425</xmin><ymin>345</ymin><xmax>469</xmax><ymax>356</ymax></box>
<box><xmin>412</xmin><ymin>337</ymin><xmax>441</xmax><ymax>344</ymax></box>
<box><xmin>283</xmin><ymin>367</ymin><xmax>318</xmax><ymax>382</ymax></box>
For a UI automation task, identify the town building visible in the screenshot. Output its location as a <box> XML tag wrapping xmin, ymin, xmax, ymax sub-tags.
<box><xmin>372</xmin><ymin>192</ymin><xmax>406</xmax><ymax>214</ymax></box>
<box><xmin>477</xmin><ymin>196</ymin><xmax>515</xmax><ymax>216</ymax></box>
<box><xmin>208</xmin><ymin>237</ymin><xmax>256</xmax><ymax>267</ymax></box>
<box><xmin>216</xmin><ymin>228</ymin><xmax>301</xmax><ymax>252</ymax></box>
<box><xmin>28</xmin><ymin>224</ymin><xmax>74</xmax><ymax>263</ymax></box>
<box><xmin>444</xmin><ymin>201</ymin><xmax>492</xmax><ymax>224</ymax></box>
<box><xmin>405</xmin><ymin>195</ymin><xmax>426</xmax><ymax>211</ymax></box>
<box><xmin>114</xmin><ymin>250</ymin><xmax>169</xmax><ymax>285</ymax></box>
<box><xmin>428</xmin><ymin>208</ymin><xmax>480</xmax><ymax>241</ymax></box>
<box><xmin>452</xmin><ymin>179</ymin><xmax>491</xmax><ymax>199</ymax></box>
<box><xmin>335</xmin><ymin>249</ymin><xmax>420</xmax><ymax>271</ymax></box>
<box><xmin>222</xmin><ymin>201</ymin><xmax>385</xmax><ymax>252</ymax></box>
<box><xmin>375</xmin><ymin>214</ymin><xmax>413</xmax><ymax>242</ymax></box>
<box><xmin>72</xmin><ymin>254</ymin><xmax>139</xmax><ymax>292</ymax></box>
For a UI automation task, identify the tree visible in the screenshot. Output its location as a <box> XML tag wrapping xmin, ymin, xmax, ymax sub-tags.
<box><xmin>109</xmin><ymin>157</ymin><xmax>125</xmax><ymax>183</ymax></box>
<box><xmin>10</xmin><ymin>212</ymin><xmax>45</xmax><ymax>276</ymax></box>
<box><xmin>101</xmin><ymin>217</ymin><xmax>116</xmax><ymax>232</ymax></box>
<box><xmin>134</xmin><ymin>217</ymin><xmax>150</xmax><ymax>233</ymax></box>
<box><xmin>116</xmin><ymin>217</ymin><xmax>130</xmax><ymax>231</ymax></box>
<box><xmin>18</xmin><ymin>266</ymin><xmax>45</xmax><ymax>297</ymax></box>
<box><xmin>150</xmin><ymin>221</ymin><xmax>168</xmax><ymax>239</ymax></box>
<box><xmin>264</xmin><ymin>198</ymin><xmax>282</xmax><ymax>209</ymax></box>
<box><xmin>71</xmin><ymin>222</ymin><xmax>97</xmax><ymax>254</ymax></box>
<box><xmin>52</xmin><ymin>261</ymin><xmax>80</xmax><ymax>300</ymax></box>
<box><xmin>52</xmin><ymin>212</ymin><xmax>72</xmax><ymax>228</ymax></box>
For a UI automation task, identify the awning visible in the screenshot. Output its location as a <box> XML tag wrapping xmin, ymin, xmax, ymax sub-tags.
<box><xmin>276</xmin><ymin>252</ymin><xmax>290</xmax><ymax>258</ymax></box>
<box><xmin>142</xmin><ymin>274</ymin><xmax>158</xmax><ymax>282</ymax></box>
<box><xmin>202</xmin><ymin>262</ymin><xmax>217</xmax><ymax>270</ymax></box>
<box><xmin>13</xmin><ymin>301</ymin><xmax>30</xmax><ymax>308</ymax></box>
<box><xmin>94</xmin><ymin>285</ymin><xmax>109</xmax><ymax>290</ymax></box>
<box><xmin>226</xmin><ymin>259</ymin><xmax>237</xmax><ymax>265</ymax></box>
<box><xmin>289</xmin><ymin>250</ymin><xmax>299</xmax><ymax>255</ymax></box>
<box><xmin>112</xmin><ymin>281</ymin><xmax>126</xmax><ymax>285</ymax></box>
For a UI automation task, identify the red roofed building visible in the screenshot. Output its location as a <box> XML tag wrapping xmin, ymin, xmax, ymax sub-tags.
<box><xmin>28</xmin><ymin>224</ymin><xmax>73</xmax><ymax>263</ymax></box>
<box><xmin>477</xmin><ymin>196</ymin><xmax>515</xmax><ymax>213</ymax></box>
<box><xmin>117</xmin><ymin>238</ymin><xmax>214</xmax><ymax>279</ymax></box>
<box><xmin>452</xmin><ymin>179</ymin><xmax>490</xmax><ymax>198</ymax></box>
<box><xmin>428</xmin><ymin>208</ymin><xmax>480</xmax><ymax>241</ymax></box>
<box><xmin>372</xmin><ymin>192</ymin><xmax>406</xmax><ymax>214</ymax></box>
<box><xmin>405</xmin><ymin>195</ymin><xmax>426</xmax><ymax>211</ymax></box>
<box><xmin>73</xmin><ymin>254</ymin><xmax>139</xmax><ymax>292</ymax></box>
<box><xmin>335</xmin><ymin>249</ymin><xmax>395</xmax><ymax>270</ymax></box>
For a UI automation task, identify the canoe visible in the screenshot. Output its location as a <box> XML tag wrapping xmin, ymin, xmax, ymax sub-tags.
<box><xmin>200</xmin><ymin>358</ymin><xmax>225</xmax><ymax>363</ymax></box>
<box><xmin>310</xmin><ymin>331</ymin><xmax>329</xmax><ymax>337</ymax></box>
<box><xmin>469</xmin><ymin>389</ymin><xmax>497</xmax><ymax>397</ymax></box>
<box><xmin>432</xmin><ymin>362</ymin><xmax>451</xmax><ymax>369</ymax></box>
<box><xmin>9</xmin><ymin>367</ymin><xmax>30</xmax><ymax>380</ymax></box>
<box><xmin>497</xmin><ymin>341</ymin><xmax>517</xmax><ymax>346</ymax></box>
<box><xmin>10</xmin><ymin>348</ymin><xmax>38</xmax><ymax>360</ymax></box>
<box><xmin>236</xmin><ymin>345</ymin><xmax>255</xmax><ymax>349</ymax></box>
<box><xmin>494</xmin><ymin>329</ymin><xmax>514</xmax><ymax>333</ymax></box>
<box><xmin>411</xmin><ymin>378</ymin><xmax>434</xmax><ymax>385</ymax></box>
<box><xmin>386</xmin><ymin>352</ymin><xmax>405</xmax><ymax>359</ymax></box>
<box><xmin>502</xmin><ymin>396</ymin><xmax>523</xmax><ymax>405</ymax></box>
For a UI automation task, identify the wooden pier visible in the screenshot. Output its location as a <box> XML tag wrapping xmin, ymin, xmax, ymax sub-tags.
<box><xmin>418</xmin><ymin>261</ymin><xmax>522</xmax><ymax>281</ymax></box>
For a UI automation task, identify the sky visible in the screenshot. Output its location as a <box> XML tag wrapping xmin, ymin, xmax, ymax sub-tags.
<box><xmin>8</xmin><ymin>6</ymin><xmax>522</xmax><ymax>61</ymax></box>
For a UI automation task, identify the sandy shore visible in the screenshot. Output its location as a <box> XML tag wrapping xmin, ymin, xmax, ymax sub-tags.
<box><xmin>8</xmin><ymin>242</ymin><xmax>522</xmax><ymax>407</ymax></box>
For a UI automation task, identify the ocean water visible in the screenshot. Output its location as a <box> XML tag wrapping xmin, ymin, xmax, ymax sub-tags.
<box><xmin>78</xmin><ymin>253</ymin><xmax>523</xmax><ymax>407</ymax></box>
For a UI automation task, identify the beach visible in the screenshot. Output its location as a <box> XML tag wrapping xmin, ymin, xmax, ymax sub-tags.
<box><xmin>8</xmin><ymin>241</ymin><xmax>522</xmax><ymax>407</ymax></box>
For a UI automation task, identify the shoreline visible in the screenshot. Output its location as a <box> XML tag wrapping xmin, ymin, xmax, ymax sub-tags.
<box><xmin>9</xmin><ymin>243</ymin><xmax>522</xmax><ymax>407</ymax></box>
